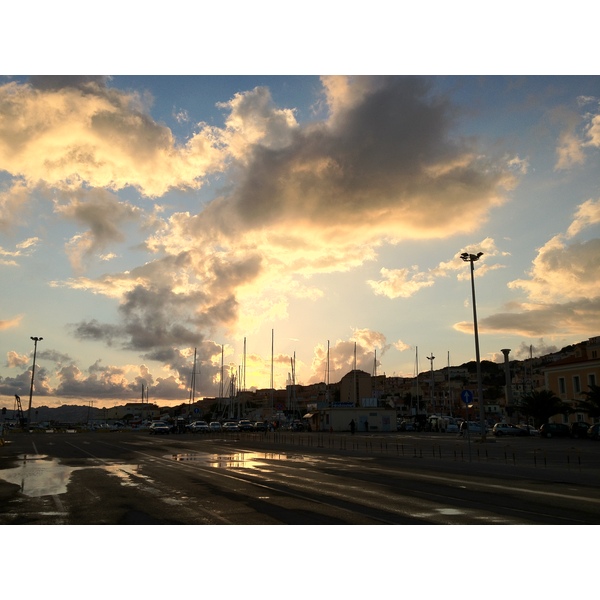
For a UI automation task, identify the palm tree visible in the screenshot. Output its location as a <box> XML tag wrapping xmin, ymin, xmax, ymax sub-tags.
<box><xmin>518</xmin><ymin>389</ymin><xmax>570</xmax><ymax>428</ymax></box>
<box><xmin>575</xmin><ymin>384</ymin><xmax>600</xmax><ymax>420</ymax></box>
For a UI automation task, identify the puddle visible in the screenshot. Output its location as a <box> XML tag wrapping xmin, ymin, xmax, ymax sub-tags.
<box><xmin>0</xmin><ymin>454</ymin><xmax>150</xmax><ymax>497</ymax></box>
<box><xmin>166</xmin><ymin>451</ymin><xmax>314</xmax><ymax>469</ymax></box>
<box><xmin>0</xmin><ymin>454</ymin><xmax>84</xmax><ymax>497</ymax></box>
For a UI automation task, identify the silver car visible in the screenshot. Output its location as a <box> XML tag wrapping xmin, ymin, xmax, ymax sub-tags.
<box><xmin>149</xmin><ymin>421</ymin><xmax>170</xmax><ymax>435</ymax></box>
<box><xmin>492</xmin><ymin>423</ymin><xmax>528</xmax><ymax>436</ymax></box>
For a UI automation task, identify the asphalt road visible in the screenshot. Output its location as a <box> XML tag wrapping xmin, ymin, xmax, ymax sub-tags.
<box><xmin>1</xmin><ymin>429</ymin><xmax>600</xmax><ymax>524</ymax></box>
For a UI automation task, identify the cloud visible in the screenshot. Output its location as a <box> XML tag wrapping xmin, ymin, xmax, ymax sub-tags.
<box><xmin>48</xmin><ymin>77</ymin><xmax>517</xmax><ymax>372</ymax></box>
<box><xmin>508</xmin><ymin>235</ymin><xmax>600</xmax><ymax>303</ymax></box>
<box><xmin>394</xmin><ymin>339</ymin><xmax>411</xmax><ymax>352</ymax></box>
<box><xmin>6</xmin><ymin>350</ymin><xmax>28</xmax><ymax>367</ymax></box>
<box><xmin>0</xmin><ymin>315</ymin><xmax>22</xmax><ymax>330</ymax></box>
<box><xmin>0</xmin><ymin>77</ymin><xmax>226</xmax><ymax>198</ymax></box>
<box><xmin>554</xmin><ymin>103</ymin><xmax>600</xmax><ymax>170</ymax></box>
<box><xmin>0</xmin><ymin>342</ymin><xmax>224</xmax><ymax>404</ymax></box>
<box><xmin>54</xmin><ymin>189</ymin><xmax>142</xmax><ymax>271</ymax></box>
<box><xmin>566</xmin><ymin>198</ymin><xmax>600</xmax><ymax>237</ymax></box>
<box><xmin>218</xmin><ymin>86</ymin><xmax>299</xmax><ymax>159</ymax></box>
<box><xmin>0</xmin><ymin>181</ymin><xmax>34</xmax><ymax>231</ymax></box>
<box><xmin>368</xmin><ymin>266</ymin><xmax>435</xmax><ymax>299</ymax></box>
<box><xmin>368</xmin><ymin>237</ymin><xmax>509</xmax><ymax>299</ymax></box>
<box><xmin>459</xmin><ymin>199</ymin><xmax>600</xmax><ymax>338</ymax></box>
<box><xmin>307</xmin><ymin>329</ymin><xmax>392</xmax><ymax>384</ymax></box>
<box><xmin>513</xmin><ymin>339</ymin><xmax>559</xmax><ymax>360</ymax></box>
<box><xmin>196</xmin><ymin>77</ymin><xmax>514</xmax><ymax>246</ymax></box>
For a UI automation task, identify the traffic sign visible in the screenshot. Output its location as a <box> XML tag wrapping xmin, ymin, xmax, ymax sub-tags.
<box><xmin>461</xmin><ymin>390</ymin><xmax>474</xmax><ymax>404</ymax></box>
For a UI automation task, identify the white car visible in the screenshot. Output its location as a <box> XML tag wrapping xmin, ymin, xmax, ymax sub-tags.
<box><xmin>188</xmin><ymin>420</ymin><xmax>210</xmax><ymax>433</ymax></box>
<box><xmin>209</xmin><ymin>421</ymin><xmax>222</xmax><ymax>432</ymax></box>
<box><xmin>222</xmin><ymin>421</ymin><xmax>240</xmax><ymax>432</ymax></box>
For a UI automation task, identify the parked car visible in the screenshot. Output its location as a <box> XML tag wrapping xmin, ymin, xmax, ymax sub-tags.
<box><xmin>445</xmin><ymin>421</ymin><xmax>459</xmax><ymax>434</ymax></box>
<box><xmin>149</xmin><ymin>421</ymin><xmax>170</xmax><ymax>435</ymax></box>
<box><xmin>570</xmin><ymin>422</ymin><xmax>591</xmax><ymax>439</ymax></box>
<box><xmin>253</xmin><ymin>421</ymin><xmax>267</xmax><ymax>432</ymax></box>
<box><xmin>238</xmin><ymin>419</ymin><xmax>254</xmax><ymax>431</ymax></box>
<box><xmin>517</xmin><ymin>423</ymin><xmax>539</xmax><ymax>436</ymax></box>
<box><xmin>492</xmin><ymin>423</ymin><xmax>528</xmax><ymax>436</ymax></box>
<box><xmin>462</xmin><ymin>421</ymin><xmax>485</xmax><ymax>434</ymax></box>
<box><xmin>587</xmin><ymin>423</ymin><xmax>600</xmax><ymax>440</ymax></box>
<box><xmin>209</xmin><ymin>421</ymin><xmax>222</xmax><ymax>432</ymax></box>
<box><xmin>539</xmin><ymin>422</ymin><xmax>570</xmax><ymax>438</ymax></box>
<box><xmin>188</xmin><ymin>420</ymin><xmax>210</xmax><ymax>434</ymax></box>
<box><xmin>222</xmin><ymin>421</ymin><xmax>240</xmax><ymax>432</ymax></box>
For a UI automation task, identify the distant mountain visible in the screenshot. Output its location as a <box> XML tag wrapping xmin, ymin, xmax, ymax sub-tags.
<box><xmin>17</xmin><ymin>404</ymin><xmax>104</xmax><ymax>423</ymax></box>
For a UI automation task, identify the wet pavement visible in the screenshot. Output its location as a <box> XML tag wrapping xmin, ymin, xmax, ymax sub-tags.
<box><xmin>2</xmin><ymin>430</ymin><xmax>600</xmax><ymax>524</ymax></box>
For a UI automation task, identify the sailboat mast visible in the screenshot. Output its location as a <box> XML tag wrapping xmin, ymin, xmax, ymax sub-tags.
<box><xmin>189</xmin><ymin>347</ymin><xmax>197</xmax><ymax>407</ymax></box>
<box><xmin>270</xmin><ymin>329</ymin><xmax>274</xmax><ymax>419</ymax></box>
<box><xmin>415</xmin><ymin>346</ymin><xmax>420</xmax><ymax>415</ymax></box>
<box><xmin>220</xmin><ymin>345</ymin><xmax>224</xmax><ymax>399</ymax></box>
<box><xmin>326</xmin><ymin>340</ymin><xmax>330</xmax><ymax>403</ymax></box>
<box><xmin>354</xmin><ymin>342</ymin><xmax>357</xmax><ymax>406</ymax></box>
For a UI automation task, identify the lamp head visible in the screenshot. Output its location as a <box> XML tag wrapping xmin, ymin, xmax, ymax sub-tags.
<box><xmin>460</xmin><ymin>251</ymin><xmax>484</xmax><ymax>262</ymax></box>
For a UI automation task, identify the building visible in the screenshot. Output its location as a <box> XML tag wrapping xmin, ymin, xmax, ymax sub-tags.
<box><xmin>542</xmin><ymin>336</ymin><xmax>600</xmax><ymax>424</ymax></box>
<box><xmin>339</xmin><ymin>370</ymin><xmax>372</xmax><ymax>406</ymax></box>
<box><xmin>305</xmin><ymin>407</ymin><xmax>396</xmax><ymax>433</ymax></box>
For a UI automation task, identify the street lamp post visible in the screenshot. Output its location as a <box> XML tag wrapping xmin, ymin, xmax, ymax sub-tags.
<box><xmin>27</xmin><ymin>336</ymin><xmax>43</xmax><ymax>429</ymax></box>
<box><xmin>460</xmin><ymin>252</ymin><xmax>486</xmax><ymax>441</ymax></box>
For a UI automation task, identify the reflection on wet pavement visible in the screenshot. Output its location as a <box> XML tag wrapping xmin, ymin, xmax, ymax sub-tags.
<box><xmin>0</xmin><ymin>454</ymin><xmax>150</xmax><ymax>497</ymax></box>
<box><xmin>0</xmin><ymin>451</ymin><xmax>326</xmax><ymax>498</ymax></box>
<box><xmin>167</xmin><ymin>451</ymin><xmax>311</xmax><ymax>469</ymax></box>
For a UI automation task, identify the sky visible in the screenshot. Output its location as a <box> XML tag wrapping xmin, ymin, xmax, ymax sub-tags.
<box><xmin>1</xmin><ymin>4</ymin><xmax>600</xmax><ymax>413</ymax></box>
<box><xmin>2</xmin><ymin>73</ymin><xmax>599</xmax><ymax>410</ymax></box>
<box><xmin>3</xmin><ymin>1</ymin><xmax>599</xmax><ymax>584</ymax></box>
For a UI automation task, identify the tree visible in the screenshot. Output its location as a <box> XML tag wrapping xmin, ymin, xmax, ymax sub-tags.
<box><xmin>519</xmin><ymin>389</ymin><xmax>570</xmax><ymax>428</ymax></box>
<box><xmin>574</xmin><ymin>384</ymin><xmax>600</xmax><ymax>420</ymax></box>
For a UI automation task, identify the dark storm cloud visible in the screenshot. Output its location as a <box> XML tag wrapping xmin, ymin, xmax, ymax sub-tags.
<box><xmin>118</xmin><ymin>285</ymin><xmax>205</xmax><ymax>351</ymax></box>
<box><xmin>71</xmin><ymin>319</ymin><xmax>122</xmax><ymax>346</ymax></box>
<box><xmin>474</xmin><ymin>297</ymin><xmax>600</xmax><ymax>337</ymax></box>
<box><xmin>198</xmin><ymin>76</ymin><xmax>512</xmax><ymax>241</ymax></box>
<box><xmin>28</xmin><ymin>75</ymin><xmax>111</xmax><ymax>91</ymax></box>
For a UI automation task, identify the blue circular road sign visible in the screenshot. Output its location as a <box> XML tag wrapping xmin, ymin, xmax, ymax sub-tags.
<box><xmin>461</xmin><ymin>390</ymin><xmax>474</xmax><ymax>404</ymax></box>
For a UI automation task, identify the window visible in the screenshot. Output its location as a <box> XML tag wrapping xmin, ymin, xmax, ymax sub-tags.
<box><xmin>573</xmin><ymin>375</ymin><xmax>581</xmax><ymax>394</ymax></box>
<box><xmin>589</xmin><ymin>374</ymin><xmax>597</xmax><ymax>387</ymax></box>
<box><xmin>559</xmin><ymin>377</ymin><xmax>566</xmax><ymax>394</ymax></box>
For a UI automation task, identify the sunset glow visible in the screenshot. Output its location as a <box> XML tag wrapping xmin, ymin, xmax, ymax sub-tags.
<box><xmin>1</xmin><ymin>75</ymin><xmax>599</xmax><ymax>409</ymax></box>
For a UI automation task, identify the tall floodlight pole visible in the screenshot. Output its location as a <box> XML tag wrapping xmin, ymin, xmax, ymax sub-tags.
<box><xmin>27</xmin><ymin>336</ymin><xmax>43</xmax><ymax>428</ymax></box>
<box><xmin>460</xmin><ymin>251</ymin><xmax>486</xmax><ymax>440</ymax></box>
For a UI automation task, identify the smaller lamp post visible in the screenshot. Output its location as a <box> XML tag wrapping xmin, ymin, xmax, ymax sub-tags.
<box><xmin>27</xmin><ymin>336</ymin><xmax>43</xmax><ymax>429</ymax></box>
